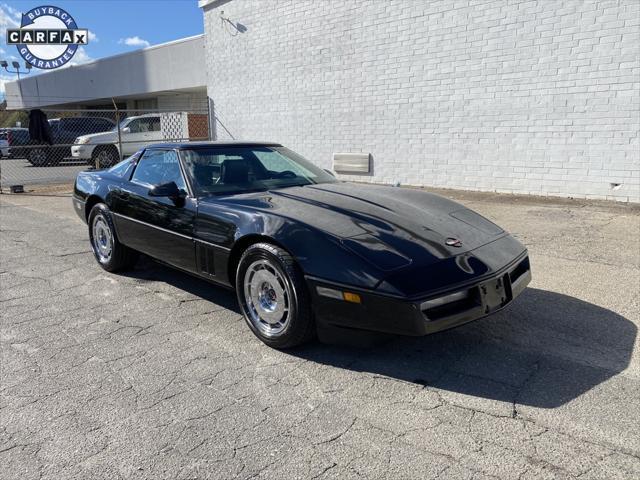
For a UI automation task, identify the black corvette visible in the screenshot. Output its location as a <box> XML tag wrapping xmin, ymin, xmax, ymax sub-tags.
<box><xmin>72</xmin><ymin>142</ymin><xmax>531</xmax><ymax>348</ymax></box>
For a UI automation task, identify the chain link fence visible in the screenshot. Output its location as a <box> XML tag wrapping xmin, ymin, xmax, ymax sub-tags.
<box><xmin>0</xmin><ymin>106</ymin><xmax>211</xmax><ymax>192</ymax></box>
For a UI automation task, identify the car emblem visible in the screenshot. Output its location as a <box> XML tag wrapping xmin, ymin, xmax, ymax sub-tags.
<box><xmin>445</xmin><ymin>238</ymin><xmax>463</xmax><ymax>247</ymax></box>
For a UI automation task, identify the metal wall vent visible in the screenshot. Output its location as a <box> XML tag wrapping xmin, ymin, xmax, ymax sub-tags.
<box><xmin>332</xmin><ymin>152</ymin><xmax>371</xmax><ymax>174</ymax></box>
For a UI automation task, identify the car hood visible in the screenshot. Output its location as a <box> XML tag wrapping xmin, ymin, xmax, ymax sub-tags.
<box><xmin>205</xmin><ymin>182</ymin><xmax>508</xmax><ymax>271</ymax></box>
<box><xmin>77</xmin><ymin>131</ymin><xmax>117</xmax><ymax>142</ymax></box>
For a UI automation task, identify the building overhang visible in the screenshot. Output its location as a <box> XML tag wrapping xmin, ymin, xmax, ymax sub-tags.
<box><xmin>5</xmin><ymin>34</ymin><xmax>206</xmax><ymax>110</ymax></box>
<box><xmin>198</xmin><ymin>0</ymin><xmax>232</xmax><ymax>10</ymax></box>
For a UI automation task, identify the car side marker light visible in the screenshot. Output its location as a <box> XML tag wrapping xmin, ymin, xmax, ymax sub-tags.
<box><xmin>317</xmin><ymin>286</ymin><xmax>362</xmax><ymax>303</ymax></box>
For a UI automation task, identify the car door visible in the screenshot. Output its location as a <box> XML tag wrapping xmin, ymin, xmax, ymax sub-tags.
<box><xmin>111</xmin><ymin>148</ymin><xmax>197</xmax><ymax>272</ymax></box>
<box><xmin>122</xmin><ymin>117</ymin><xmax>160</xmax><ymax>155</ymax></box>
<box><xmin>120</xmin><ymin>118</ymin><xmax>146</xmax><ymax>155</ymax></box>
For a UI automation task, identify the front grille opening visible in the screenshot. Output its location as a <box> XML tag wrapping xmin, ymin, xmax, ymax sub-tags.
<box><xmin>423</xmin><ymin>290</ymin><xmax>479</xmax><ymax>321</ymax></box>
<box><xmin>510</xmin><ymin>257</ymin><xmax>530</xmax><ymax>284</ymax></box>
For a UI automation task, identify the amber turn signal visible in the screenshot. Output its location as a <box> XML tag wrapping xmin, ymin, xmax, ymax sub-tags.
<box><xmin>342</xmin><ymin>292</ymin><xmax>361</xmax><ymax>304</ymax></box>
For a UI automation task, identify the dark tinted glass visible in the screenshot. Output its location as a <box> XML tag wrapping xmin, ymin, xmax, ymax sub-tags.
<box><xmin>180</xmin><ymin>146</ymin><xmax>336</xmax><ymax>196</ymax></box>
<box><xmin>131</xmin><ymin>149</ymin><xmax>187</xmax><ymax>191</ymax></box>
<box><xmin>60</xmin><ymin>118</ymin><xmax>84</xmax><ymax>131</ymax></box>
<box><xmin>108</xmin><ymin>158</ymin><xmax>133</xmax><ymax>177</ymax></box>
<box><xmin>94</xmin><ymin>119</ymin><xmax>114</xmax><ymax>131</ymax></box>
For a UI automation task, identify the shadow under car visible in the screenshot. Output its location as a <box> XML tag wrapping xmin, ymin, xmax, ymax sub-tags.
<box><xmin>124</xmin><ymin>259</ymin><xmax>636</xmax><ymax>409</ymax></box>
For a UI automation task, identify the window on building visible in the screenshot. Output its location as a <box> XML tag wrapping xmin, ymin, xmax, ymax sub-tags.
<box><xmin>134</xmin><ymin>98</ymin><xmax>158</xmax><ymax>111</ymax></box>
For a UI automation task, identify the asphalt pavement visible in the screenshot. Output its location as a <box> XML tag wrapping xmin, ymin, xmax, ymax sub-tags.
<box><xmin>0</xmin><ymin>157</ymin><xmax>89</xmax><ymax>188</ymax></box>
<box><xmin>1</xmin><ymin>189</ymin><xmax>639</xmax><ymax>479</ymax></box>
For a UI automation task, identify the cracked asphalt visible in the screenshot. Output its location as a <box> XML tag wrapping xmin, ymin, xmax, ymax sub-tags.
<box><xmin>1</xmin><ymin>189</ymin><xmax>639</xmax><ymax>479</ymax></box>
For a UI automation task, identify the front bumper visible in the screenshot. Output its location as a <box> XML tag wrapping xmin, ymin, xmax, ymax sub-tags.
<box><xmin>307</xmin><ymin>253</ymin><xmax>531</xmax><ymax>336</ymax></box>
<box><xmin>71</xmin><ymin>144</ymin><xmax>94</xmax><ymax>160</ymax></box>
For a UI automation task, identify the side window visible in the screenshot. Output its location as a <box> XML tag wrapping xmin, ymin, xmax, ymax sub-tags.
<box><xmin>83</xmin><ymin>119</ymin><xmax>103</xmax><ymax>134</ymax></box>
<box><xmin>136</xmin><ymin>117</ymin><xmax>160</xmax><ymax>132</ymax></box>
<box><xmin>60</xmin><ymin>118</ymin><xmax>78</xmax><ymax>132</ymax></box>
<box><xmin>97</xmin><ymin>119</ymin><xmax>113</xmax><ymax>132</ymax></box>
<box><xmin>72</xmin><ymin>118</ymin><xmax>88</xmax><ymax>133</ymax></box>
<box><xmin>108</xmin><ymin>158</ymin><xmax>133</xmax><ymax>177</ymax></box>
<box><xmin>127</xmin><ymin>119</ymin><xmax>141</xmax><ymax>133</ymax></box>
<box><xmin>137</xmin><ymin>119</ymin><xmax>150</xmax><ymax>133</ymax></box>
<box><xmin>148</xmin><ymin>117</ymin><xmax>160</xmax><ymax>132</ymax></box>
<box><xmin>131</xmin><ymin>150</ymin><xmax>187</xmax><ymax>191</ymax></box>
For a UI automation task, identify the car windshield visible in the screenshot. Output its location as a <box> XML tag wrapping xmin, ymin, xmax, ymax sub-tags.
<box><xmin>180</xmin><ymin>146</ymin><xmax>337</xmax><ymax>196</ymax></box>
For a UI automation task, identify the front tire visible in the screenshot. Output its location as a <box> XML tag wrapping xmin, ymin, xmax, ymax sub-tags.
<box><xmin>88</xmin><ymin>203</ymin><xmax>138</xmax><ymax>272</ymax></box>
<box><xmin>91</xmin><ymin>146</ymin><xmax>119</xmax><ymax>168</ymax></box>
<box><xmin>236</xmin><ymin>243</ymin><xmax>315</xmax><ymax>349</ymax></box>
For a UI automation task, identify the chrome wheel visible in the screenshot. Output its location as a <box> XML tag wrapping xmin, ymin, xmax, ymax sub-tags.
<box><xmin>92</xmin><ymin>214</ymin><xmax>113</xmax><ymax>263</ymax></box>
<box><xmin>243</xmin><ymin>259</ymin><xmax>291</xmax><ymax>337</ymax></box>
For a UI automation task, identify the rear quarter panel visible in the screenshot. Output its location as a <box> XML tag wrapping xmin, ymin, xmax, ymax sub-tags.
<box><xmin>73</xmin><ymin>170</ymin><xmax>124</xmax><ymax>221</ymax></box>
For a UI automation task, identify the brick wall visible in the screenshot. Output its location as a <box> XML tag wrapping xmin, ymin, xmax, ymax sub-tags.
<box><xmin>202</xmin><ymin>0</ymin><xmax>640</xmax><ymax>202</ymax></box>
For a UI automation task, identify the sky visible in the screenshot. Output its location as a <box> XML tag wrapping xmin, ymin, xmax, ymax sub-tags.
<box><xmin>0</xmin><ymin>0</ymin><xmax>204</xmax><ymax>99</ymax></box>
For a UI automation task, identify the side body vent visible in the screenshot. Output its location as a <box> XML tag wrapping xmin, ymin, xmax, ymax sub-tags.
<box><xmin>197</xmin><ymin>243</ymin><xmax>216</xmax><ymax>276</ymax></box>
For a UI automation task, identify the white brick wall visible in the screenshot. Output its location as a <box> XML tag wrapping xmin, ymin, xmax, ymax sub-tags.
<box><xmin>203</xmin><ymin>0</ymin><xmax>640</xmax><ymax>202</ymax></box>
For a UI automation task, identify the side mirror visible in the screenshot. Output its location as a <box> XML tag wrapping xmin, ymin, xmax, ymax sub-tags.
<box><xmin>121</xmin><ymin>127</ymin><xmax>131</xmax><ymax>134</ymax></box>
<box><xmin>324</xmin><ymin>168</ymin><xmax>336</xmax><ymax>177</ymax></box>
<box><xmin>148</xmin><ymin>181</ymin><xmax>186</xmax><ymax>204</ymax></box>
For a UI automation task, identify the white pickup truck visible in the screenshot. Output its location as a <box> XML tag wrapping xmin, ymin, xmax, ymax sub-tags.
<box><xmin>72</xmin><ymin>112</ymin><xmax>207</xmax><ymax>167</ymax></box>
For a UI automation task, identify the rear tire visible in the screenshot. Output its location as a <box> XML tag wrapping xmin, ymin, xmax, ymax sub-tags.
<box><xmin>88</xmin><ymin>203</ymin><xmax>138</xmax><ymax>272</ymax></box>
<box><xmin>236</xmin><ymin>243</ymin><xmax>315</xmax><ymax>349</ymax></box>
<box><xmin>28</xmin><ymin>147</ymin><xmax>49</xmax><ymax>166</ymax></box>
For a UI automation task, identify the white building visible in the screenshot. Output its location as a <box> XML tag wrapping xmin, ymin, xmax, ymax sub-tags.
<box><xmin>200</xmin><ymin>0</ymin><xmax>639</xmax><ymax>203</ymax></box>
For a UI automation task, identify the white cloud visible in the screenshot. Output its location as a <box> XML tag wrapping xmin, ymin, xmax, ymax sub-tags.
<box><xmin>88</xmin><ymin>30</ymin><xmax>98</xmax><ymax>42</ymax></box>
<box><xmin>52</xmin><ymin>47</ymin><xmax>93</xmax><ymax>69</ymax></box>
<box><xmin>68</xmin><ymin>46</ymin><xmax>93</xmax><ymax>66</ymax></box>
<box><xmin>1</xmin><ymin>3</ymin><xmax>20</xmax><ymax>21</ymax></box>
<box><xmin>119</xmin><ymin>36</ymin><xmax>150</xmax><ymax>48</ymax></box>
<box><xmin>0</xmin><ymin>3</ymin><xmax>20</xmax><ymax>43</ymax></box>
<box><xmin>39</xmin><ymin>46</ymin><xmax>94</xmax><ymax>71</ymax></box>
<box><xmin>0</xmin><ymin>73</ymin><xmax>14</xmax><ymax>99</ymax></box>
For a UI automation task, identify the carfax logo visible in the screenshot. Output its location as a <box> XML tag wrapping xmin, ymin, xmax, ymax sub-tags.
<box><xmin>6</xmin><ymin>5</ymin><xmax>89</xmax><ymax>69</ymax></box>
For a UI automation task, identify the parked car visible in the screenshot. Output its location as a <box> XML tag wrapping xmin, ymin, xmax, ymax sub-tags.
<box><xmin>27</xmin><ymin>117</ymin><xmax>116</xmax><ymax>166</ymax></box>
<box><xmin>72</xmin><ymin>114</ymin><xmax>163</xmax><ymax>168</ymax></box>
<box><xmin>72</xmin><ymin>112</ymin><xmax>207</xmax><ymax>168</ymax></box>
<box><xmin>72</xmin><ymin>142</ymin><xmax>531</xmax><ymax>349</ymax></box>
<box><xmin>0</xmin><ymin>127</ymin><xmax>30</xmax><ymax>158</ymax></box>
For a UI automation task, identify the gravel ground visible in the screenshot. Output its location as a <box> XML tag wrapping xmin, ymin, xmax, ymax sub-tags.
<box><xmin>1</xmin><ymin>190</ymin><xmax>639</xmax><ymax>480</ymax></box>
